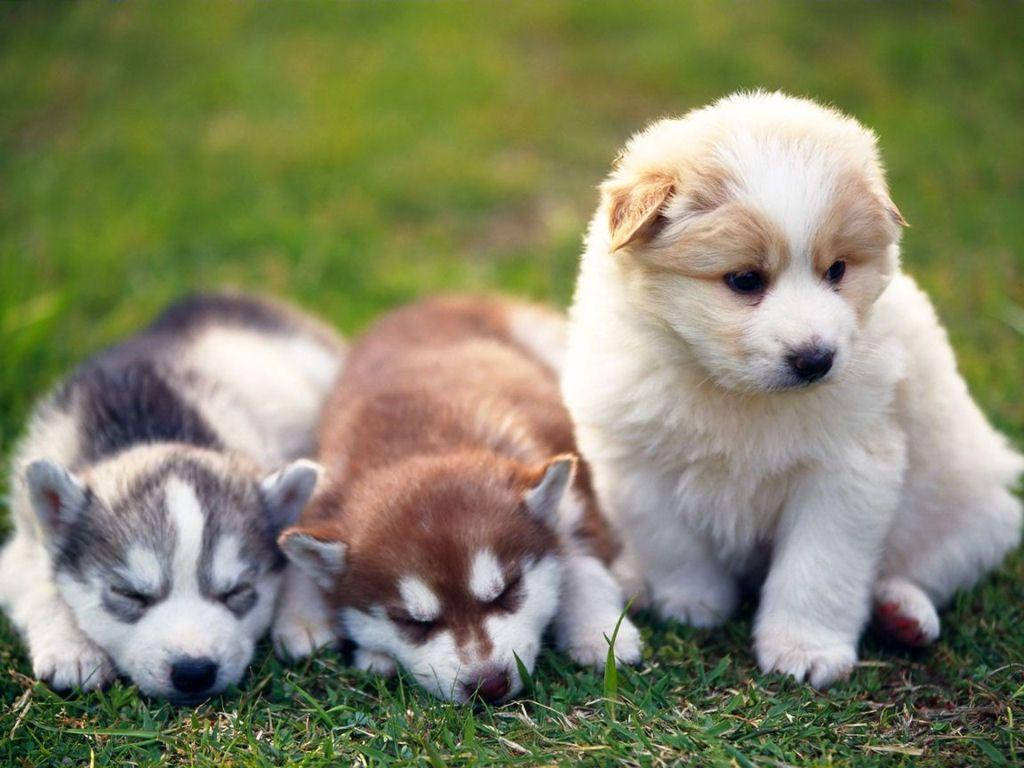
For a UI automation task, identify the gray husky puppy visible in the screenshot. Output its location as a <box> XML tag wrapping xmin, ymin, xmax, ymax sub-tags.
<box><xmin>0</xmin><ymin>293</ymin><xmax>343</xmax><ymax>701</ymax></box>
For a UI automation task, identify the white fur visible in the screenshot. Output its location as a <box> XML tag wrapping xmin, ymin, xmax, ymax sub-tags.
<box><xmin>49</xmin><ymin>475</ymin><xmax>283</xmax><ymax>699</ymax></box>
<box><xmin>0</xmin><ymin>534</ymin><xmax>115</xmax><ymax>690</ymax></box>
<box><xmin>353</xmin><ymin>647</ymin><xmax>397</xmax><ymax>676</ymax></box>
<box><xmin>874</xmin><ymin>576</ymin><xmax>940</xmax><ymax>645</ymax></box>
<box><xmin>398</xmin><ymin>576</ymin><xmax>442</xmax><ymax>622</ymax></box>
<box><xmin>507</xmin><ymin>303</ymin><xmax>568</xmax><ymax>373</ymax></box>
<box><xmin>562</xmin><ymin>91</ymin><xmax>1023</xmax><ymax>688</ymax></box>
<box><xmin>121</xmin><ymin>546</ymin><xmax>165</xmax><ymax>595</ymax></box>
<box><xmin>272</xmin><ymin>565</ymin><xmax>336</xmax><ymax>660</ymax></box>
<box><xmin>181</xmin><ymin>327</ymin><xmax>342</xmax><ymax>470</ymax></box>
<box><xmin>166</xmin><ymin>478</ymin><xmax>206</xmax><ymax>589</ymax></box>
<box><xmin>554</xmin><ymin>552</ymin><xmax>642</xmax><ymax>667</ymax></box>
<box><xmin>468</xmin><ymin>549</ymin><xmax>505</xmax><ymax>603</ymax></box>
<box><xmin>342</xmin><ymin>555</ymin><xmax>564</xmax><ymax>703</ymax></box>
<box><xmin>1</xmin><ymin>298</ymin><xmax>341</xmax><ymax>698</ymax></box>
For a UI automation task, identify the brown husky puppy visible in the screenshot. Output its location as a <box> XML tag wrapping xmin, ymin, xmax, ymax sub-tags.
<box><xmin>276</xmin><ymin>296</ymin><xmax>641</xmax><ymax>703</ymax></box>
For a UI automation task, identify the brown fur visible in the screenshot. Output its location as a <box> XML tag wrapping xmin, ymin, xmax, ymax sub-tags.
<box><xmin>811</xmin><ymin>174</ymin><xmax>903</xmax><ymax>320</ymax></box>
<box><xmin>287</xmin><ymin>296</ymin><xmax>617</xmax><ymax>646</ymax></box>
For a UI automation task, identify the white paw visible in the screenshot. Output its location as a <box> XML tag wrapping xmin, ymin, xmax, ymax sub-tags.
<box><xmin>610</xmin><ymin>553</ymin><xmax>651</xmax><ymax>611</ymax></box>
<box><xmin>655</xmin><ymin>564</ymin><xmax>739</xmax><ymax>628</ymax></box>
<box><xmin>32</xmin><ymin>634</ymin><xmax>115</xmax><ymax>692</ymax></box>
<box><xmin>272</xmin><ymin>611</ymin><xmax>336</xmax><ymax>660</ymax></box>
<box><xmin>563</xmin><ymin>614</ymin><xmax>643</xmax><ymax>667</ymax></box>
<box><xmin>874</xmin><ymin>578</ymin><xmax>940</xmax><ymax>646</ymax></box>
<box><xmin>354</xmin><ymin>648</ymin><xmax>397</xmax><ymax>677</ymax></box>
<box><xmin>755</xmin><ymin>630</ymin><xmax>856</xmax><ymax>689</ymax></box>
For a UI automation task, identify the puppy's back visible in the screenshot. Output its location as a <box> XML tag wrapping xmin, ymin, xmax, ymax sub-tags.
<box><xmin>318</xmin><ymin>295</ymin><xmax>617</xmax><ymax>561</ymax></box>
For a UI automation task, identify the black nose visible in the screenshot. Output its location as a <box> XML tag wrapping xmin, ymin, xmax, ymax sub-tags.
<box><xmin>462</xmin><ymin>668</ymin><xmax>510</xmax><ymax>703</ymax></box>
<box><xmin>787</xmin><ymin>346</ymin><xmax>834</xmax><ymax>383</ymax></box>
<box><xmin>170</xmin><ymin>657</ymin><xmax>219</xmax><ymax>695</ymax></box>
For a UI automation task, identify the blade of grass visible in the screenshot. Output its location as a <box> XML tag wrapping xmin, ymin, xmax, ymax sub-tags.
<box><xmin>512</xmin><ymin>651</ymin><xmax>534</xmax><ymax>698</ymax></box>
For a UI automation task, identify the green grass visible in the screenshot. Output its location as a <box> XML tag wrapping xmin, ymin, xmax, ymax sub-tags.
<box><xmin>1</xmin><ymin>3</ymin><xmax>1022</xmax><ymax>766</ymax></box>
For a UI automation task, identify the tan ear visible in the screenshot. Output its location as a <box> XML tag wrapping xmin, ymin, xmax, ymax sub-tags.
<box><xmin>604</xmin><ymin>172</ymin><xmax>675</xmax><ymax>252</ymax></box>
<box><xmin>887</xmin><ymin>201</ymin><xmax>908</xmax><ymax>228</ymax></box>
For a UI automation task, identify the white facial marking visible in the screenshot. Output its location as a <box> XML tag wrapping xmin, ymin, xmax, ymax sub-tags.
<box><xmin>398</xmin><ymin>576</ymin><xmax>441</xmax><ymax>622</ymax></box>
<box><xmin>119</xmin><ymin>545</ymin><xmax>164</xmax><ymax>593</ymax></box>
<box><xmin>469</xmin><ymin>549</ymin><xmax>505</xmax><ymax>603</ymax></box>
<box><xmin>209</xmin><ymin>534</ymin><xmax>246</xmax><ymax>593</ymax></box>
<box><xmin>344</xmin><ymin>554</ymin><xmax>565</xmax><ymax>703</ymax></box>
<box><xmin>164</xmin><ymin>477</ymin><xmax>205</xmax><ymax>593</ymax></box>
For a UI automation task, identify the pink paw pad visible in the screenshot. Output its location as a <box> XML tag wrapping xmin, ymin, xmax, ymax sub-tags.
<box><xmin>875</xmin><ymin>601</ymin><xmax>928</xmax><ymax>646</ymax></box>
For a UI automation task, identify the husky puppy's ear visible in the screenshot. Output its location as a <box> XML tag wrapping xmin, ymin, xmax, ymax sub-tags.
<box><xmin>277</xmin><ymin>527</ymin><xmax>347</xmax><ymax>590</ymax></box>
<box><xmin>260</xmin><ymin>459</ymin><xmax>322</xmax><ymax>532</ymax></box>
<box><xmin>26</xmin><ymin>459</ymin><xmax>88</xmax><ymax>545</ymax></box>
<box><xmin>523</xmin><ymin>454</ymin><xmax>577</xmax><ymax>525</ymax></box>
<box><xmin>603</xmin><ymin>171</ymin><xmax>675</xmax><ymax>252</ymax></box>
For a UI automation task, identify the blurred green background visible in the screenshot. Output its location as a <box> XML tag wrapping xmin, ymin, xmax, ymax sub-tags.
<box><xmin>0</xmin><ymin>3</ymin><xmax>1021</xmax><ymax>766</ymax></box>
<box><xmin>1</xmin><ymin>2</ymin><xmax>1021</xmax><ymax>448</ymax></box>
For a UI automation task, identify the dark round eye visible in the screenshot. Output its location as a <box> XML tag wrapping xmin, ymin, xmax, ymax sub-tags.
<box><xmin>825</xmin><ymin>259</ymin><xmax>846</xmax><ymax>284</ymax></box>
<box><xmin>724</xmin><ymin>270</ymin><xmax>766</xmax><ymax>294</ymax></box>
<box><xmin>111</xmin><ymin>586</ymin><xmax>153</xmax><ymax>606</ymax></box>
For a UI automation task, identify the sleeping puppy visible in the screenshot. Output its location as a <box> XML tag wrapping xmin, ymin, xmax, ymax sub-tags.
<box><xmin>0</xmin><ymin>293</ymin><xmax>342</xmax><ymax>701</ymax></box>
<box><xmin>562</xmin><ymin>91</ymin><xmax>1023</xmax><ymax>688</ymax></box>
<box><xmin>276</xmin><ymin>296</ymin><xmax>641</xmax><ymax>704</ymax></box>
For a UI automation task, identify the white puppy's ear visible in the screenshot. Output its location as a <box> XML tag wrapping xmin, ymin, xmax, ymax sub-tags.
<box><xmin>260</xmin><ymin>459</ymin><xmax>322</xmax><ymax>532</ymax></box>
<box><xmin>603</xmin><ymin>172</ymin><xmax>675</xmax><ymax>252</ymax></box>
<box><xmin>886</xmin><ymin>201</ymin><xmax>908</xmax><ymax>228</ymax></box>
<box><xmin>523</xmin><ymin>454</ymin><xmax>577</xmax><ymax>525</ymax></box>
<box><xmin>26</xmin><ymin>459</ymin><xmax>88</xmax><ymax>544</ymax></box>
<box><xmin>278</xmin><ymin>528</ymin><xmax>347</xmax><ymax>590</ymax></box>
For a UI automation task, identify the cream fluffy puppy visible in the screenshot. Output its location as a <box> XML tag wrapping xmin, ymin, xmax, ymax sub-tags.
<box><xmin>562</xmin><ymin>91</ymin><xmax>1023</xmax><ymax>688</ymax></box>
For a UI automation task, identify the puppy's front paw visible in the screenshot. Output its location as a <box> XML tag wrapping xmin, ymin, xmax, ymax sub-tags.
<box><xmin>563</xmin><ymin>614</ymin><xmax>643</xmax><ymax>668</ymax></box>
<box><xmin>655</xmin><ymin>564</ymin><xmax>739</xmax><ymax>628</ymax></box>
<box><xmin>354</xmin><ymin>648</ymin><xmax>397</xmax><ymax>677</ymax></box>
<box><xmin>32</xmin><ymin>634</ymin><xmax>115</xmax><ymax>692</ymax></box>
<box><xmin>755</xmin><ymin>630</ymin><xmax>856</xmax><ymax>689</ymax></box>
<box><xmin>874</xmin><ymin>578</ymin><xmax>940</xmax><ymax>647</ymax></box>
<box><xmin>272</xmin><ymin>610</ymin><xmax>337</xmax><ymax>661</ymax></box>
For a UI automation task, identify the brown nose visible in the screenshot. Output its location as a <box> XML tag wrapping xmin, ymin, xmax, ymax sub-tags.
<box><xmin>463</xmin><ymin>668</ymin><xmax>510</xmax><ymax>703</ymax></box>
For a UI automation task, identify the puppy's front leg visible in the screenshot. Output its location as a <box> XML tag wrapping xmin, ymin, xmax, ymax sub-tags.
<box><xmin>754</xmin><ymin>440</ymin><xmax>904</xmax><ymax>688</ymax></box>
<box><xmin>272</xmin><ymin>565</ymin><xmax>338</xmax><ymax>660</ymax></box>
<box><xmin>0</xmin><ymin>535</ymin><xmax>114</xmax><ymax>690</ymax></box>
<box><xmin>554</xmin><ymin>551</ymin><xmax>643</xmax><ymax>667</ymax></box>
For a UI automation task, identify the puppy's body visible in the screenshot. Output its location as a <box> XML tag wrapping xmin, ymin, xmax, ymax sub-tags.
<box><xmin>279</xmin><ymin>296</ymin><xmax>640</xmax><ymax>703</ymax></box>
<box><xmin>563</xmin><ymin>92</ymin><xmax>1023</xmax><ymax>687</ymax></box>
<box><xmin>0</xmin><ymin>293</ymin><xmax>342</xmax><ymax>700</ymax></box>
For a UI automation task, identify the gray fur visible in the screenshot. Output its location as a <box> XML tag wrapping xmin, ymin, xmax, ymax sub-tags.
<box><xmin>0</xmin><ymin>292</ymin><xmax>344</xmax><ymax>698</ymax></box>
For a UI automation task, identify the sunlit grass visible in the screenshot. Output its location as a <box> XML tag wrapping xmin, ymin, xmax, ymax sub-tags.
<box><xmin>1</xmin><ymin>3</ymin><xmax>1021</xmax><ymax>765</ymax></box>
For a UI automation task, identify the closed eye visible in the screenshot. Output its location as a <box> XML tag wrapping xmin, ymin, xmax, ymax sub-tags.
<box><xmin>389</xmin><ymin>611</ymin><xmax>439</xmax><ymax>642</ymax></box>
<box><xmin>219</xmin><ymin>583</ymin><xmax>252</xmax><ymax>601</ymax></box>
<box><xmin>110</xmin><ymin>585</ymin><xmax>154</xmax><ymax>606</ymax></box>
<box><xmin>490</xmin><ymin>572</ymin><xmax>523</xmax><ymax>610</ymax></box>
<box><xmin>219</xmin><ymin>583</ymin><xmax>257</xmax><ymax>614</ymax></box>
<box><xmin>392</xmin><ymin>613</ymin><xmax>437</xmax><ymax>630</ymax></box>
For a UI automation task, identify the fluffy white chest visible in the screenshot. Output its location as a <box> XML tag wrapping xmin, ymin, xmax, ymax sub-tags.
<box><xmin>566</xmin><ymin>295</ymin><xmax>905</xmax><ymax>567</ymax></box>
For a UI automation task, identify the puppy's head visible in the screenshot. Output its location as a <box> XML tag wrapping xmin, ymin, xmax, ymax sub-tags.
<box><xmin>600</xmin><ymin>91</ymin><xmax>906</xmax><ymax>392</ymax></box>
<box><xmin>25</xmin><ymin>446</ymin><xmax>319</xmax><ymax>702</ymax></box>
<box><xmin>280</xmin><ymin>452</ymin><xmax>573</xmax><ymax>704</ymax></box>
